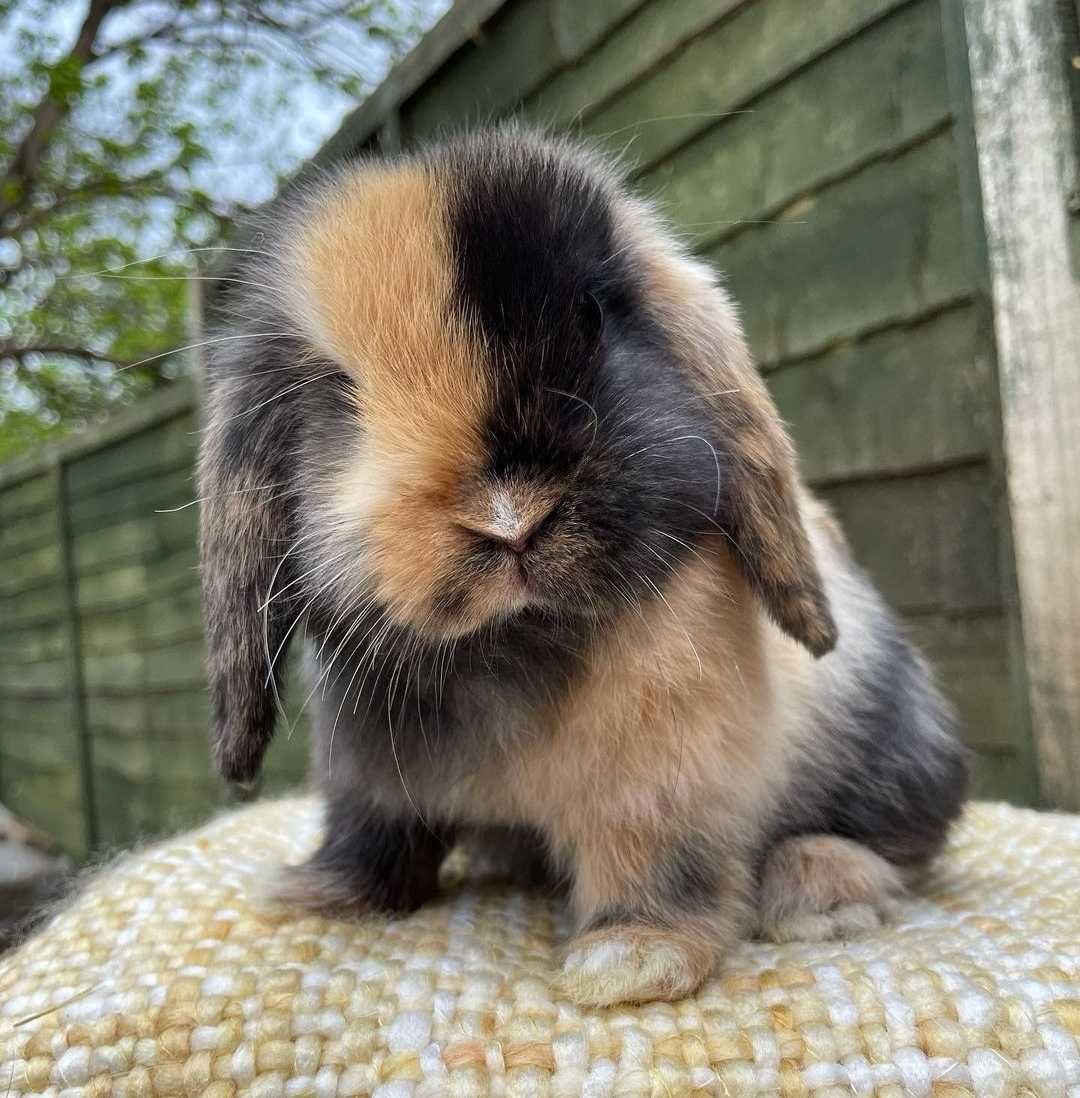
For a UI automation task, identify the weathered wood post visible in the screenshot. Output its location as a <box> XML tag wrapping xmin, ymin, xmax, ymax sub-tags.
<box><xmin>961</xmin><ymin>0</ymin><xmax>1080</xmax><ymax>808</ymax></box>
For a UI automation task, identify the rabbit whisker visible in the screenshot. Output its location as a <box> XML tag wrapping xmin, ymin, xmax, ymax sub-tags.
<box><xmin>156</xmin><ymin>481</ymin><xmax>287</xmax><ymax>513</ymax></box>
<box><xmin>116</xmin><ymin>332</ymin><xmax>293</xmax><ymax>374</ymax></box>
<box><xmin>212</xmin><ymin>370</ymin><xmax>339</xmax><ymax>427</ymax></box>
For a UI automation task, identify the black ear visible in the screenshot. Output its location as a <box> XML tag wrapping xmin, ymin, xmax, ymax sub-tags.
<box><xmin>642</xmin><ymin>244</ymin><xmax>837</xmax><ymax>656</ymax></box>
<box><xmin>199</xmin><ymin>345</ymin><xmax>301</xmax><ymax>783</ymax></box>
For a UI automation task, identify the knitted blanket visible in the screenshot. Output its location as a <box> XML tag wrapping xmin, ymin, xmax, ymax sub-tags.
<box><xmin>1</xmin><ymin>798</ymin><xmax>1078</xmax><ymax>1097</ymax></box>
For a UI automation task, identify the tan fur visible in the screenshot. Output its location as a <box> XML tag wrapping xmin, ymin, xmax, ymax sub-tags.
<box><xmin>429</xmin><ymin>537</ymin><xmax>809</xmax><ymax>823</ymax></box>
<box><xmin>759</xmin><ymin>834</ymin><xmax>904</xmax><ymax>942</ymax></box>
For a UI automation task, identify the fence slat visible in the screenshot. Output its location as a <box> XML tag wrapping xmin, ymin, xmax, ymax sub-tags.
<box><xmin>55</xmin><ymin>461</ymin><xmax>97</xmax><ymax>853</ymax></box>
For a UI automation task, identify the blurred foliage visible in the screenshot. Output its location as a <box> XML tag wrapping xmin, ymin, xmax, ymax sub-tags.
<box><xmin>0</xmin><ymin>0</ymin><xmax>439</xmax><ymax>460</ymax></box>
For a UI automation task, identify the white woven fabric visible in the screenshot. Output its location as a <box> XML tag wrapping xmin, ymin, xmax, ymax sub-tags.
<box><xmin>2</xmin><ymin>798</ymin><xmax>1079</xmax><ymax>1097</ymax></box>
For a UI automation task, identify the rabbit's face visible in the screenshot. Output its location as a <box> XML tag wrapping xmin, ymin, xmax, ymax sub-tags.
<box><xmin>284</xmin><ymin>150</ymin><xmax>723</xmax><ymax>639</ymax></box>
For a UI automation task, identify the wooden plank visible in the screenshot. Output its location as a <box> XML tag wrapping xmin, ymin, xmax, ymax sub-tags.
<box><xmin>67</xmin><ymin>464</ymin><xmax>195</xmax><ymax>534</ymax></box>
<box><xmin>78</xmin><ymin>575</ymin><xmax>202</xmax><ymax>636</ymax></box>
<box><xmin>0</xmin><ymin>540</ymin><xmax>62</xmax><ymax>596</ymax></box>
<box><xmin>0</xmin><ymin>682</ymin><xmax>70</xmax><ymax>702</ymax></box>
<box><xmin>64</xmin><ymin>413</ymin><xmax>196</xmax><ymax>498</ymax></box>
<box><xmin>0</xmin><ymin>725</ymin><xmax>80</xmax><ymax>769</ymax></box>
<box><xmin>65</xmin><ymin>408</ymin><xmax>194</xmax><ymax>479</ymax></box>
<box><xmin>527</xmin><ymin>0</ymin><xmax>746</xmax><ymax>126</ymax></box>
<box><xmin>55</xmin><ymin>462</ymin><xmax>95</xmax><ymax>853</ymax></box>
<box><xmin>709</xmin><ymin>131</ymin><xmax>970</xmax><ymax>367</ymax></box>
<box><xmin>83</xmin><ymin>693</ymin><xmax>146</xmax><ymax>738</ymax></box>
<box><xmin>314</xmin><ymin>0</ymin><xmax>510</xmax><ymax>167</ymax></box>
<box><xmin>0</xmin><ymin>695</ymin><xmax>74</xmax><ymax>731</ymax></box>
<box><xmin>0</xmin><ymin>585</ymin><xmax>66</xmax><ymax>629</ymax></box>
<box><xmin>640</xmin><ymin>0</ymin><xmax>950</xmax><ymax>250</ymax></box>
<box><xmin>0</xmin><ymin>768</ymin><xmax>85</xmax><ymax>854</ymax></box>
<box><xmin>67</xmin><ymin>565</ymin><xmax>196</xmax><ymax>620</ymax></box>
<box><xmin>0</xmin><ymin>470</ymin><xmax>55</xmax><ymax>513</ymax></box>
<box><xmin>0</xmin><ymin>379</ymin><xmax>195</xmax><ymax>493</ymax></box>
<box><xmin>403</xmin><ymin>2</ymin><xmax>568</xmax><ymax>140</ymax></box>
<box><xmin>92</xmin><ymin>766</ymin><xmax>220</xmax><ymax>847</ymax></box>
<box><xmin>0</xmin><ymin>658</ymin><xmax>71</xmax><ymax>693</ymax></box>
<box><xmin>144</xmin><ymin>642</ymin><xmax>206</xmax><ymax>690</ymax></box>
<box><xmin>81</xmin><ymin>641</ymin><xmax>205</xmax><ymax>693</ymax></box>
<box><xmin>961</xmin><ymin>0</ymin><xmax>1080</xmax><ymax>809</ymax></box>
<box><xmin>0</xmin><ymin>627</ymin><xmax>68</xmax><ymax>665</ymax></box>
<box><xmin>772</xmin><ymin>304</ymin><xmax>991</xmax><ymax>483</ymax></box>
<box><xmin>939</xmin><ymin>0</ymin><xmax>1040</xmax><ymax>809</ymax></box>
<box><xmin>134</xmin><ymin>598</ymin><xmax>203</xmax><ymax>648</ymax></box>
<box><xmin>905</xmin><ymin>613</ymin><xmax>1037</xmax><ymax>760</ymax></box>
<box><xmin>72</xmin><ymin>508</ymin><xmax>196</xmax><ymax>577</ymax></box>
<box><xmin>968</xmin><ymin>751</ymin><xmax>1030</xmax><ymax>803</ymax></box>
<box><xmin>90</xmin><ymin>726</ymin><xmax>214</xmax><ymax>786</ymax></box>
<box><xmin>64</xmin><ymin>449</ymin><xmax>197</xmax><ymax>513</ymax></box>
<box><xmin>583</xmin><ymin>0</ymin><xmax>916</xmax><ymax>175</ymax></box>
<box><xmin>73</xmin><ymin>543</ymin><xmax>197</xmax><ymax>614</ymax></box>
<box><xmin>85</xmin><ymin>689</ymin><xmax>209</xmax><ymax>737</ymax></box>
<box><xmin>0</xmin><ymin>503</ymin><xmax>61</xmax><ymax>557</ymax></box>
<box><xmin>88</xmin><ymin>731</ymin><xmax>158</xmax><ymax>784</ymax></box>
<box><xmin>548</xmin><ymin>0</ymin><xmax>649</xmax><ymax>63</ymax></box>
<box><xmin>821</xmin><ymin>463</ymin><xmax>999</xmax><ymax>615</ymax></box>
<box><xmin>400</xmin><ymin>0</ymin><xmax>658</xmax><ymax>143</ymax></box>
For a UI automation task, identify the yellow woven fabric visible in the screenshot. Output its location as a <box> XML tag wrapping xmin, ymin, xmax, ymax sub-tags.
<box><xmin>2</xmin><ymin>799</ymin><xmax>1079</xmax><ymax>1097</ymax></box>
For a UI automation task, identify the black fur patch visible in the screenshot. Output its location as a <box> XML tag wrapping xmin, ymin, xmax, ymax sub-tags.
<box><xmin>443</xmin><ymin>131</ymin><xmax>727</xmax><ymax>616</ymax></box>
<box><xmin>770</xmin><ymin>604</ymin><xmax>969</xmax><ymax>868</ymax></box>
<box><xmin>657</xmin><ymin>836</ymin><xmax>719</xmax><ymax>911</ymax></box>
<box><xmin>304</xmin><ymin>793</ymin><xmax>454</xmax><ymax>913</ymax></box>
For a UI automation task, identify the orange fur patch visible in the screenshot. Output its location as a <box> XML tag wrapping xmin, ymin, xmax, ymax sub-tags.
<box><xmin>284</xmin><ymin>164</ymin><xmax>493</xmax><ymax>624</ymax></box>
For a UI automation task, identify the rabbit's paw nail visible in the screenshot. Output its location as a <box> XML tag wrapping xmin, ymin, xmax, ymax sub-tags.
<box><xmin>557</xmin><ymin>927</ymin><xmax>708</xmax><ymax>1006</ymax></box>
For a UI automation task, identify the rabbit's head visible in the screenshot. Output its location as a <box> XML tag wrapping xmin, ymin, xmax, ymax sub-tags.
<box><xmin>199</xmin><ymin>127</ymin><xmax>836</xmax><ymax>782</ymax></box>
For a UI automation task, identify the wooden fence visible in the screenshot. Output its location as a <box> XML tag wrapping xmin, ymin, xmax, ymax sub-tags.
<box><xmin>0</xmin><ymin>384</ymin><xmax>305</xmax><ymax>856</ymax></box>
<box><xmin>4</xmin><ymin>0</ymin><xmax>1078</xmax><ymax>852</ymax></box>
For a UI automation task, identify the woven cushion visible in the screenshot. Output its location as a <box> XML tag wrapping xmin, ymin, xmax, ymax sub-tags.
<box><xmin>2</xmin><ymin>799</ymin><xmax>1078</xmax><ymax>1097</ymax></box>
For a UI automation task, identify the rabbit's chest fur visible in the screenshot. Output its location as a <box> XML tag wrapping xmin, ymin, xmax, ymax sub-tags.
<box><xmin>306</xmin><ymin>546</ymin><xmax>810</xmax><ymax>843</ymax></box>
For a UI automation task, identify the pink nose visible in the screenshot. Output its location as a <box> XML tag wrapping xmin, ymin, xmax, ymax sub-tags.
<box><xmin>455</xmin><ymin>485</ymin><xmax>559</xmax><ymax>556</ymax></box>
<box><xmin>455</xmin><ymin>480</ymin><xmax>564</xmax><ymax>559</ymax></box>
<box><xmin>458</xmin><ymin>518</ymin><xmax>539</xmax><ymax>555</ymax></box>
<box><xmin>498</xmin><ymin>530</ymin><xmax>532</xmax><ymax>555</ymax></box>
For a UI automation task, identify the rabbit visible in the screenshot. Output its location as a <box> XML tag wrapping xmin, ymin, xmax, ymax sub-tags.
<box><xmin>199</xmin><ymin>125</ymin><xmax>968</xmax><ymax>1006</ymax></box>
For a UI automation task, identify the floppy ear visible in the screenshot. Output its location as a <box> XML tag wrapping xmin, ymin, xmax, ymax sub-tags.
<box><xmin>199</xmin><ymin>354</ymin><xmax>301</xmax><ymax>783</ymax></box>
<box><xmin>628</xmin><ymin>215</ymin><xmax>837</xmax><ymax>656</ymax></box>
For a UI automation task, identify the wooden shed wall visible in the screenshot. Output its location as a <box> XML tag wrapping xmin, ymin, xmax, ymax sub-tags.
<box><xmin>0</xmin><ymin>0</ymin><xmax>1045</xmax><ymax>853</ymax></box>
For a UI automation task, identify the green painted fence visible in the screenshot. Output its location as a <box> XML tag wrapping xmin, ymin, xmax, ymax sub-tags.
<box><xmin>0</xmin><ymin>385</ymin><xmax>307</xmax><ymax>856</ymax></box>
<box><xmin>1</xmin><ymin>0</ymin><xmax>1058</xmax><ymax>854</ymax></box>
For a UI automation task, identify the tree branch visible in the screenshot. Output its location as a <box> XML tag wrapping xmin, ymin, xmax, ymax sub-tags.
<box><xmin>6</xmin><ymin>176</ymin><xmax>231</xmax><ymax>238</ymax></box>
<box><xmin>0</xmin><ymin>344</ymin><xmax>138</xmax><ymax>370</ymax></box>
<box><xmin>0</xmin><ymin>0</ymin><xmax>133</xmax><ymax>221</ymax></box>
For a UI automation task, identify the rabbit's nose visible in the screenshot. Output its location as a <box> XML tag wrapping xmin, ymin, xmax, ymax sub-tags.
<box><xmin>455</xmin><ymin>482</ymin><xmax>561</xmax><ymax>555</ymax></box>
<box><xmin>461</xmin><ymin>522</ymin><xmax>534</xmax><ymax>555</ymax></box>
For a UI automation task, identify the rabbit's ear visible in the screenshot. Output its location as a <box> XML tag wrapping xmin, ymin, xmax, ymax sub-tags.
<box><xmin>199</xmin><ymin>354</ymin><xmax>300</xmax><ymax>783</ymax></box>
<box><xmin>634</xmin><ymin>227</ymin><xmax>837</xmax><ymax>657</ymax></box>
